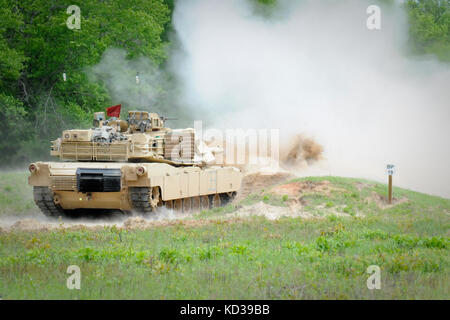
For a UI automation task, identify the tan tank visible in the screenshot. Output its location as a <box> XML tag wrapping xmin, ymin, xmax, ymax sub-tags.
<box><xmin>28</xmin><ymin>110</ymin><xmax>242</xmax><ymax>217</ymax></box>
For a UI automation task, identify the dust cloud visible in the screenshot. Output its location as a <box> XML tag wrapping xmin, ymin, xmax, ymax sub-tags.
<box><xmin>170</xmin><ymin>0</ymin><xmax>450</xmax><ymax>198</ymax></box>
<box><xmin>0</xmin><ymin>208</ymin><xmax>189</xmax><ymax>232</ymax></box>
<box><xmin>280</xmin><ymin>134</ymin><xmax>324</xmax><ymax>169</ymax></box>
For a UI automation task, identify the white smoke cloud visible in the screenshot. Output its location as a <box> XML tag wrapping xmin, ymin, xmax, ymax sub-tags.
<box><xmin>88</xmin><ymin>48</ymin><xmax>168</xmax><ymax>113</ymax></box>
<box><xmin>170</xmin><ymin>0</ymin><xmax>450</xmax><ymax>198</ymax></box>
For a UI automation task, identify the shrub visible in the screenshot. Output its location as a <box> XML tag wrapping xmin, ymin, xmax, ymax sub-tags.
<box><xmin>76</xmin><ymin>247</ymin><xmax>99</xmax><ymax>262</ymax></box>
<box><xmin>197</xmin><ymin>246</ymin><xmax>223</xmax><ymax>261</ymax></box>
<box><xmin>361</xmin><ymin>229</ymin><xmax>389</xmax><ymax>240</ymax></box>
<box><xmin>316</xmin><ymin>236</ymin><xmax>332</xmax><ymax>252</ymax></box>
<box><xmin>420</xmin><ymin>237</ymin><xmax>448</xmax><ymax>249</ymax></box>
<box><xmin>231</xmin><ymin>245</ymin><xmax>248</xmax><ymax>256</ymax></box>
<box><xmin>159</xmin><ymin>248</ymin><xmax>179</xmax><ymax>263</ymax></box>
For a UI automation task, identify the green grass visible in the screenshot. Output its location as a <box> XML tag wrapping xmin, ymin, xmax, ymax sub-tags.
<box><xmin>0</xmin><ymin>172</ymin><xmax>449</xmax><ymax>299</ymax></box>
<box><xmin>0</xmin><ymin>171</ymin><xmax>35</xmax><ymax>216</ymax></box>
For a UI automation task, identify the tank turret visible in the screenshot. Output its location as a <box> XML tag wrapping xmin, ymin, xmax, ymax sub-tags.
<box><xmin>127</xmin><ymin>111</ymin><xmax>166</xmax><ymax>132</ymax></box>
<box><xmin>51</xmin><ymin>110</ymin><xmax>204</xmax><ymax>166</ymax></box>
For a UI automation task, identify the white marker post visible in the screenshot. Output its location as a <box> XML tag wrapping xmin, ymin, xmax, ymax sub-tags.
<box><xmin>386</xmin><ymin>164</ymin><xmax>395</xmax><ymax>204</ymax></box>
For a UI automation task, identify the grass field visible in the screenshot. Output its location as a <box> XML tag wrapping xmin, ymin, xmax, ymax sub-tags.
<box><xmin>0</xmin><ymin>171</ymin><xmax>449</xmax><ymax>299</ymax></box>
<box><xmin>0</xmin><ymin>171</ymin><xmax>35</xmax><ymax>216</ymax></box>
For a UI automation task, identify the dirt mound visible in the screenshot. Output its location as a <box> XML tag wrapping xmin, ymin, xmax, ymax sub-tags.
<box><xmin>271</xmin><ymin>180</ymin><xmax>333</xmax><ymax>196</ymax></box>
<box><xmin>355</xmin><ymin>182</ymin><xmax>373</xmax><ymax>191</ymax></box>
<box><xmin>235</xmin><ymin>172</ymin><xmax>293</xmax><ymax>202</ymax></box>
<box><xmin>243</xmin><ymin>172</ymin><xmax>293</xmax><ymax>189</ymax></box>
<box><xmin>232</xmin><ymin>201</ymin><xmax>313</xmax><ymax>220</ymax></box>
<box><xmin>230</xmin><ymin>200</ymin><xmax>360</xmax><ymax>220</ymax></box>
<box><xmin>366</xmin><ymin>191</ymin><xmax>408</xmax><ymax>209</ymax></box>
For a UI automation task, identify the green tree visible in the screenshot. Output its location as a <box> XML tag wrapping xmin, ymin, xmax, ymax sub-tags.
<box><xmin>406</xmin><ymin>0</ymin><xmax>450</xmax><ymax>61</ymax></box>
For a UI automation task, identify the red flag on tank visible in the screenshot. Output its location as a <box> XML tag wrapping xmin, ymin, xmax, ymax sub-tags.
<box><xmin>106</xmin><ymin>104</ymin><xmax>121</xmax><ymax>118</ymax></box>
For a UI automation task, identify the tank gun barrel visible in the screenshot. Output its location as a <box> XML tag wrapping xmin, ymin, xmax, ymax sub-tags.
<box><xmin>160</xmin><ymin>116</ymin><xmax>177</xmax><ymax>121</ymax></box>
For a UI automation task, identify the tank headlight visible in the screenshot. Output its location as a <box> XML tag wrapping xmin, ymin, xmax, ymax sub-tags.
<box><xmin>136</xmin><ymin>166</ymin><xmax>146</xmax><ymax>176</ymax></box>
<box><xmin>29</xmin><ymin>163</ymin><xmax>39</xmax><ymax>173</ymax></box>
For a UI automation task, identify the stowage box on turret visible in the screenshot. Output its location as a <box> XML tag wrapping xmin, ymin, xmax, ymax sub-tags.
<box><xmin>28</xmin><ymin>110</ymin><xmax>242</xmax><ymax>217</ymax></box>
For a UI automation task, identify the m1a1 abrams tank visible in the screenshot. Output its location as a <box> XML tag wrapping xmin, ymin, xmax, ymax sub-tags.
<box><xmin>28</xmin><ymin>110</ymin><xmax>242</xmax><ymax>217</ymax></box>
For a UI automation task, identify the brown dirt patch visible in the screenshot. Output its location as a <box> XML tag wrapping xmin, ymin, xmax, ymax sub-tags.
<box><xmin>10</xmin><ymin>219</ymin><xmax>52</xmax><ymax>232</ymax></box>
<box><xmin>121</xmin><ymin>216</ymin><xmax>246</xmax><ymax>230</ymax></box>
<box><xmin>230</xmin><ymin>200</ymin><xmax>360</xmax><ymax>220</ymax></box>
<box><xmin>231</xmin><ymin>201</ymin><xmax>314</xmax><ymax>220</ymax></box>
<box><xmin>123</xmin><ymin>216</ymin><xmax>148</xmax><ymax>229</ymax></box>
<box><xmin>271</xmin><ymin>180</ymin><xmax>334</xmax><ymax>197</ymax></box>
<box><xmin>366</xmin><ymin>191</ymin><xmax>409</xmax><ymax>209</ymax></box>
<box><xmin>355</xmin><ymin>182</ymin><xmax>373</xmax><ymax>191</ymax></box>
<box><xmin>235</xmin><ymin>172</ymin><xmax>294</xmax><ymax>202</ymax></box>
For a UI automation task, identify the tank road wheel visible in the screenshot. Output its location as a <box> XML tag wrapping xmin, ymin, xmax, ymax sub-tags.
<box><xmin>149</xmin><ymin>187</ymin><xmax>160</xmax><ymax>208</ymax></box>
<box><xmin>183</xmin><ymin>198</ymin><xmax>192</xmax><ymax>213</ymax></box>
<box><xmin>191</xmin><ymin>197</ymin><xmax>201</xmax><ymax>213</ymax></box>
<box><xmin>174</xmin><ymin>199</ymin><xmax>183</xmax><ymax>212</ymax></box>
<box><xmin>33</xmin><ymin>187</ymin><xmax>67</xmax><ymax>218</ymax></box>
<box><xmin>201</xmin><ymin>196</ymin><xmax>210</xmax><ymax>211</ymax></box>
<box><xmin>212</xmin><ymin>194</ymin><xmax>221</xmax><ymax>208</ymax></box>
<box><xmin>165</xmin><ymin>200</ymin><xmax>173</xmax><ymax>210</ymax></box>
<box><xmin>129</xmin><ymin>187</ymin><xmax>161</xmax><ymax>214</ymax></box>
<box><xmin>220</xmin><ymin>192</ymin><xmax>236</xmax><ymax>205</ymax></box>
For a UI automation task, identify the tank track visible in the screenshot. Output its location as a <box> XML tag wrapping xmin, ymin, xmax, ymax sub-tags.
<box><xmin>129</xmin><ymin>187</ymin><xmax>236</xmax><ymax>214</ymax></box>
<box><xmin>129</xmin><ymin>187</ymin><xmax>155</xmax><ymax>213</ymax></box>
<box><xmin>33</xmin><ymin>186</ymin><xmax>66</xmax><ymax>217</ymax></box>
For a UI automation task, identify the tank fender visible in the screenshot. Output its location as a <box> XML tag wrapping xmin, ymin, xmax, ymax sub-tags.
<box><xmin>123</xmin><ymin>165</ymin><xmax>150</xmax><ymax>187</ymax></box>
<box><xmin>28</xmin><ymin>162</ymin><xmax>51</xmax><ymax>186</ymax></box>
<box><xmin>149</xmin><ymin>175</ymin><xmax>164</xmax><ymax>198</ymax></box>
